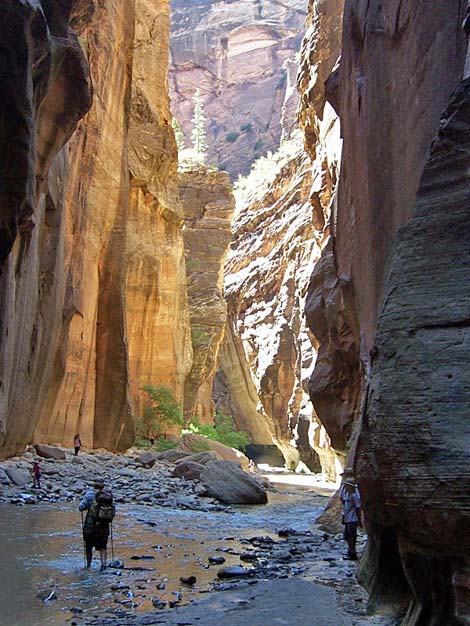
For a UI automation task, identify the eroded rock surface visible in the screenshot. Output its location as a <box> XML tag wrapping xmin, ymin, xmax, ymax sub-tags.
<box><xmin>0</xmin><ymin>1</ymin><xmax>190</xmax><ymax>457</ymax></box>
<box><xmin>169</xmin><ymin>0</ymin><xmax>307</xmax><ymax>177</ymax></box>
<box><xmin>357</xmin><ymin>80</ymin><xmax>470</xmax><ymax>625</ymax></box>
<box><xmin>179</xmin><ymin>167</ymin><xmax>235</xmax><ymax>423</ymax></box>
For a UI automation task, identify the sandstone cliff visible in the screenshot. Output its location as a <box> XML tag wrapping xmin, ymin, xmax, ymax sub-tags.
<box><xmin>179</xmin><ymin>167</ymin><xmax>235</xmax><ymax>424</ymax></box>
<box><xmin>0</xmin><ymin>0</ymin><xmax>191</xmax><ymax>457</ymax></box>
<box><xmin>169</xmin><ymin>0</ymin><xmax>307</xmax><ymax>177</ymax></box>
<box><xmin>301</xmin><ymin>0</ymin><xmax>469</xmax><ymax>623</ymax></box>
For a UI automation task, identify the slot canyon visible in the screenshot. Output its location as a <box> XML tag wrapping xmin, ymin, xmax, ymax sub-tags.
<box><xmin>0</xmin><ymin>1</ymin><xmax>468</xmax><ymax>625</ymax></box>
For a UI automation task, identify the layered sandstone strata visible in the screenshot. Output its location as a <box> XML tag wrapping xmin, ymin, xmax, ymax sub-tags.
<box><xmin>169</xmin><ymin>0</ymin><xmax>307</xmax><ymax>177</ymax></box>
<box><xmin>0</xmin><ymin>0</ymin><xmax>190</xmax><ymax>458</ymax></box>
<box><xmin>302</xmin><ymin>0</ymin><xmax>469</xmax><ymax>622</ymax></box>
<box><xmin>357</xmin><ymin>81</ymin><xmax>470</xmax><ymax>624</ymax></box>
<box><xmin>179</xmin><ymin>167</ymin><xmax>235</xmax><ymax>423</ymax></box>
<box><xmin>0</xmin><ymin>0</ymin><xmax>93</xmax><ymax>458</ymax></box>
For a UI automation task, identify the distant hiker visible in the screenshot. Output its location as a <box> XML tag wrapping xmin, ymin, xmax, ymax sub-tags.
<box><xmin>248</xmin><ymin>459</ymin><xmax>255</xmax><ymax>473</ymax></box>
<box><xmin>79</xmin><ymin>478</ymin><xmax>115</xmax><ymax>570</ymax></box>
<box><xmin>341</xmin><ymin>478</ymin><xmax>361</xmax><ymax>560</ymax></box>
<box><xmin>148</xmin><ymin>437</ymin><xmax>155</xmax><ymax>447</ymax></box>
<box><xmin>74</xmin><ymin>434</ymin><xmax>82</xmax><ymax>456</ymax></box>
<box><xmin>31</xmin><ymin>462</ymin><xmax>41</xmax><ymax>489</ymax></box>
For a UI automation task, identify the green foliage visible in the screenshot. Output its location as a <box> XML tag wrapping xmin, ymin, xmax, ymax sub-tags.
<box><xmin>253</xmin><ymin>139</ymin><xmax>263</xmax><ymax>152</ymax></box>
<box><xmin>186</xmin><ymin>436</ymin><xmax>211</xmax><ymax>453</ymax></box>
<box><xmin>187</xmin><ymin>411</ymin><xmax>249</xmax><ymax>452</ymax></box>
<box><xmin>225</xmin><ymin>131</ymin><xmax>239</xmax><ymax>143</ymax></box>
<box><xmin>191</xmin><ymin>327</ymin><xmax>211</xmax><ymax>346</ymax></box>
<box><xmin>155</xmin><ymin>437</ymin><xmax>178</xmax><ymax>452</ymax></box>
<box><xmin>172</xmin><ymin>117</ymin><xmax>186</xmax><ymax>152</ymax></box>
<box><xmin>138</xmin><ymin>385</ymin><xmax>183</xmax><ymax>440</ymax></box>
<box><xmin>240</xmin><ymin>123</ymin><xmax>252</xmax><ymax>132</ymax></box>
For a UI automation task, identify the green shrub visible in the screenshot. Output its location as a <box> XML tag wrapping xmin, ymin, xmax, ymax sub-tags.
<box><xmin>137</xmin><ymin>385</ymin><xmax>183</xmax><ymax>440</ymax></box>
<box><xmin>155</xmin><ymin>437</ymin><xmax>178</xmax><ymax>452</ymax></box>
<box><xmin>253</xmin><ymin>139</ymin><xmax>263</xmax><ymax>152</ymax></box>
<box><xmin>240</xmin><ymin>123</ymin><xmax>252</xmax><ymax>132</ymax></box>
<box><xmin>225</xmin><ymin>132</ymin><xmax>239</xmax><ymax>143</ymax></box>
<box><xmin>187</xmin><ymin>411</ymin><xmax>249</xmax><ymax>452</ymax></box>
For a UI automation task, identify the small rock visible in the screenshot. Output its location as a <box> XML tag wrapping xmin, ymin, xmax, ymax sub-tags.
<box><xmin>208</xmin><ymin>556</ymin><xmax>226</xmax><ymax>565</ymax></box>
<box><xmin>217</xmin><ymin>566</ymin><xmax>252</xmax><ymax>579</ymax></box>
<box><xmin>180</xmin><ymin>576</ymin><xmax>196</xmax><ymax>586</ymax></box>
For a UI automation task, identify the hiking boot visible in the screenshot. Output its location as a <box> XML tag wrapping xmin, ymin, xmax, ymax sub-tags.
<box><xmin>344</xmin><ymin>552</ymin><xmax>358</xmax><ymax>561</ymax></box>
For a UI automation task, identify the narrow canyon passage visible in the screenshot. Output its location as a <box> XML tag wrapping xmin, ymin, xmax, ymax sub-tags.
<box><xmin>0</xmin><ymin>1</ymin><xmax>469</xmax><ymax>626</ymax></box>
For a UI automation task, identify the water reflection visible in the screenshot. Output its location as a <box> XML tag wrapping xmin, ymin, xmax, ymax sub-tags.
<box><xmin>0</xmin><ymin>487</ymin><xmax>326</xmax><ymax>626</ymax></box>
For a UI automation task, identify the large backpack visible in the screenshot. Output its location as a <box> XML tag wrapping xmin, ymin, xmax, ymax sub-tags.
<box><xmin>89</xmin><ymin>489</ymin><xmax>115</xmax><ymax>523</ymax></box>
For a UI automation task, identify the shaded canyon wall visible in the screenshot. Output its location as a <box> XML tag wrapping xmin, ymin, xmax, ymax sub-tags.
<box><xmin>301</xmin><ymin>0</ymin><xmax>470</xmax><ymax>623</ymax></box>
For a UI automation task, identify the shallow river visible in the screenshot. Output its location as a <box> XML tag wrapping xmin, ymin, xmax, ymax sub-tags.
<box><xmin>0</xmin><ymin>485</ymin><xmax>328</xmax><ymax>626</ymax></box>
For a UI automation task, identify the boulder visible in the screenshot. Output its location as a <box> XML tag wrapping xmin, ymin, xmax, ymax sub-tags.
<box><xmin>200</xmin><ymin>460</ymin><xmax>268</xmax><ymax>505</ymax></box>
<box><xmin>33</xmin><ymin>445</ymin><xmax>66</xmax><ymax>460</ymax></box>
<box><xmin>172</xmin><ymin>461</ymin><xmax>204</xmax><ymax>481</ymax></box>
<box><xmin>180</xmin><ymin>434</ymin><xmax>250</xmax><ymax>470</ymax></box>
<box><xmin>175</xmin><ymin>450</ymin><xmax>221</xmax><ymax>466</ymax></box>
<box><xmin>5</xmin><ymin>467</ymin><xmax>30</xmax><ymax>486</ymax></box>
<box><xmin>136</xmin><ymin>451</ymin><xmax>158</xmax><ymax>468</ymax></box>
<box><xmin>156</xmin><ymin>449</ymin><xmax>189</xmax><ymax>463</ymax></box>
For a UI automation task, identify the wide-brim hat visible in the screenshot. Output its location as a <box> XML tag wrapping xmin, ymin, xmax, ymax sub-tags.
<box><xmin>92</xmin><ymin>478</ymin><xmax>105</xmax><ymax>487</ymax></box>
<box><xmin>340</xmin><ymin>466</ymin><xmax>354</xmax><ymax>476</ymax></box>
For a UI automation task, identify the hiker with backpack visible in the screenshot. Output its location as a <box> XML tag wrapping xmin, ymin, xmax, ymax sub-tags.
<box><xmin>78</xmin><ymin>478</ymin><xmax>115</xmax><ymax>570</ymax></box>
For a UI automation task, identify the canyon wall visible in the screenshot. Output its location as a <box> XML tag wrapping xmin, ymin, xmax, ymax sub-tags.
<box><xmin>179</xmin><ymin>167</ymin><xmax>235</xmax><ymax>424</ymax></box>
<box><xmin>0</xmin><ymin>0</ymin><xmax>190</xmax><ymax>458</ymax></box>
<box><xmin>301</xmin><ymin>0</ymin><xmax>469</xmax><ymax>622</ymax></box>
<box><xmin>169</xmin><ymin>0</ymin><xmax>307</xmax><ymax>177</ymax></box>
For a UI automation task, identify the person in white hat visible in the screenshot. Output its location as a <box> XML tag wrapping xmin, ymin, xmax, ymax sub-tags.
<box><xmin>341</xmin><ymin>478</ymin><xmax>362</xmax><ymax>560</ymax></box>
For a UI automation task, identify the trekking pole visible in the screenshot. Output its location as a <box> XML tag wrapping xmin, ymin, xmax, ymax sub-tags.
<box><xmin>80</xmin><ymin>511</ymin><xmax>86</xmax><ymax>568</ymax></box>
<box><xmin>110</xmin><ymin>522</ymin><xmax>115</xmax><ymax>561</ymax></box>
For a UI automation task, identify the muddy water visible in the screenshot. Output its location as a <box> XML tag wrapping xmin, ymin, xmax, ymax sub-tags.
<box><xmin>0</xmin><ymin>486</ymin><xmax>328</xmax><ymax>626</ymax></box>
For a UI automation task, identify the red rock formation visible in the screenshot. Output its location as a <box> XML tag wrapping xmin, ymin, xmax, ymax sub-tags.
<box><xmin>0</xmin><ymin>0</ymin><xmax>191</xmax><ymax>458</ymax></box>
<box><xmin>179</xmin><ymin>167</ymin><xmax>235</xmax><ymax>424</ymax></box>
<box><xmin>169</xmin><ymin>0</ymin><xmax>307</xmax><ymax>177</ymax></box>
<box><xmin>0</xmin><ymin>0</ymin><xmax>93</xmax><ymax>457</ymax></box>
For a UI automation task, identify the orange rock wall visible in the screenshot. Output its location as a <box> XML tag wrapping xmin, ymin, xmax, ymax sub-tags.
<box><xmin>0</xmin><ymin>0</ymin><xmax>190</xmax><ymax>457</ymax></box>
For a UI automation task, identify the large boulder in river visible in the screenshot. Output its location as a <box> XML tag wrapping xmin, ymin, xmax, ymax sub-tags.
<box><xmin>33</xmin><ymin>444</ymin><xmax>66</xmax><ymax>460</ymax></box>
<box><xmin>175</xmin><ymin>450</ymin><xmax>221</xmax><ymax>466</ymax></box>
<box><xmin>180</xmin><ymin>434</ymin><xmax>249</xmax><ymax>470</ymax></box>
<box><xmin>200</xmin><ymin>460</ymin><xmax>268</xmax><ymax>504</ymax></box>
<box><xmin>156</xmin><ymin>449</ymin><xmax>189</xmax><ymax>463</ymax></box>
<box><xmin>172</xmin><ymin>460</ymin><xmax>205</xmax><ymax>481</ymax></box>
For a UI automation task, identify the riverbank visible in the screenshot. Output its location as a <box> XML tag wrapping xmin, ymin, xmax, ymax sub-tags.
<box><xmin>0</xmin><ymin>448</ymin><xmax>396</xmax><ymax>626</ymax></box>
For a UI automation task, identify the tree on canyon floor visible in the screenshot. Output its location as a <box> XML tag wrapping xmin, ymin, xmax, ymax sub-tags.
<box><xmin>186</xmin><ymin>411</ymin><xmax>250</xmax><ymax>452</ymax></box>
<box><xmin>172</xmin><ymin>117</ymin><xmax>186</xmax><ymax>152</ymax></box>
<box><xmin>136</xmin><ymin>385</ymin><xmax>183</xmax><ymax>445</ymax></box>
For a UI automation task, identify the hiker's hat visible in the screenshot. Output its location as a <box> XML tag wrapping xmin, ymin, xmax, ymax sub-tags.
<box><xmin>340</xmin><ymin>466</ymin><xmax>354</xmax><ymax>476</ymax></box>
<box><xmin>92</xmin><ymin>477</ymin><xmax>105</xmax><ymax>487</ymax></box>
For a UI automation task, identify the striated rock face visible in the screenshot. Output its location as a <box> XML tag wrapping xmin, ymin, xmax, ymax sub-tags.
<box><xmin>169</xmin><ymin>0</ymin><xmax>307</xmax><ymax>177</ymax></box>
<box><xmin>0</xmin><ymin>0</ymin><xmax>190</xmax><ymax>458</ymax></box>
<box><xmin>217</xmin><ymin>150</ymin><xmax>338</xmax><ymax>475</ymax></box>
<box><xmin>126</xmin><ymin>0</ymin><xmax>192</xmax><ymax>418</ymax></box>
<box><xmin>356</xmin><ymin>80</ymin><xmax>470</xmax><ymax>625</ymax></box>
<box><xmin>0</xmin><ymin>0</ymin><xmax>93</xmax><ymax>269</ymax></box>
<box><xmin>0</xmin><ymin>0</ymin><xmax>93</xmax><ymax>457</ymax></box>
<box><xmin>179</xmin><ymin>167</ymin><xmax>235</xmax><ymax>423</ymax></box>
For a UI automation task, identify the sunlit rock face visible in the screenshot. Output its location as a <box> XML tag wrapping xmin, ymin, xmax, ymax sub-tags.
<box><xmin>169</xmin><ymin>0</ymin><xmax>307</xmax><ymax>178</ymax></box>
<box><xmin>179</xmin><ymin>167</ymin><xmax>235</xmax><ymax>424</ymax></box>
<box><xmin>0</xmin><ymin>0</ymin><xmax>189</xmax><ymax>457</ymax></box>
<box><xmin>126</xmin><ymin>0</ymin><xmax>192</xmax><ymax>420</ymax></box>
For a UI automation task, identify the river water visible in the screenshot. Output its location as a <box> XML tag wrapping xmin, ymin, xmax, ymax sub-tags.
<box><xmin>0</xmin><ymin>484</ymin><xmax>328</xmax><ymax>626</ymax></box>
